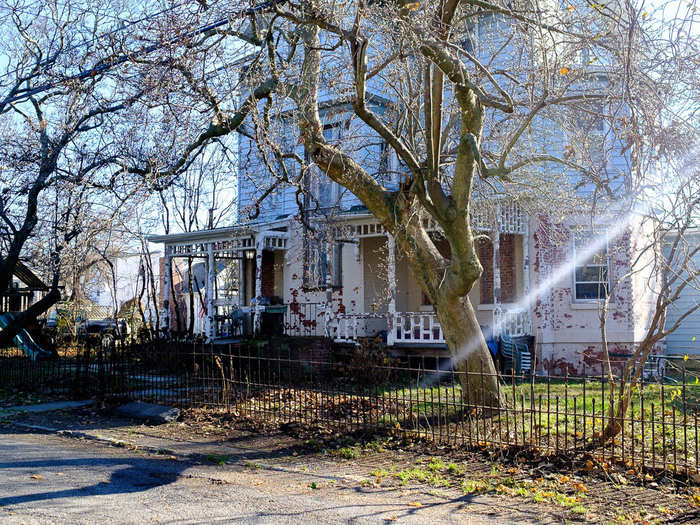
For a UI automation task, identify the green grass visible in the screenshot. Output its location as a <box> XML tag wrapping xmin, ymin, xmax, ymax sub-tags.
<box><xmin>235</xmin><ymin>377</ymin><xmax>698</xmax><ymax>473</ymax></box>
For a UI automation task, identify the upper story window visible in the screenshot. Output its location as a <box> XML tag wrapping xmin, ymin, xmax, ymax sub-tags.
<box><xmin>572</xmin><ymin>229</ymin><xmax>609</xmax><ymax>300</ymax></box>
<box><xmin>566</xmin><ymin>101</ymin><xmax>606</xmax><ymax>165</ymax></box>
<box><xmin>304</xmin><ymin>123</ymin><xmax>344</xmax><ymax>210</ymax></box>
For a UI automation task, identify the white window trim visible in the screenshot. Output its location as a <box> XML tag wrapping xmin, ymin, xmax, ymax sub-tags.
<box><xmin>571</xmin><ymin>229</ymin><xmax>611</xmax><ymax>303</ymax></box>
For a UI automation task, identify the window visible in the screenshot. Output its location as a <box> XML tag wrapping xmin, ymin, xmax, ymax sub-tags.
<box><xmin>304</xmin><ymin>123</ymin><xmax>343</xmax><ymax>210</ymax></box>
<box><xmin>303</xmin><ymin>234</ymin><xmax>342</xmax><ymax>290</ymax></box>
<box><xmin>572</xmin><ymin>230</ymin><xmax>609</xmax><ymax>300</ymax></box>
<box><xmin>567</xmin><ymin>102</ymin><xmax>606</xmax><ymax>165</ymax></box>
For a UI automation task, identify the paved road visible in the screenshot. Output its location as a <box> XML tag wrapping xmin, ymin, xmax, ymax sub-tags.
<box><xmin>0</xmin><ymin>430</ymin><xmax>508</xmax><ymax>524</ymax></box>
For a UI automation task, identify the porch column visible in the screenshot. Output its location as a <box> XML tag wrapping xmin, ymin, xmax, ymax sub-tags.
<box><xmin>205</xmin><ymin>242</ymin><xmax>215</xmax><ymax>341</ymax></box>
<box><xmin>522</xmin><ymin>219</ymin><xmax>531</xmax><ymax>334</ymax></box>
<box><xmin>253</xmin><ymin>236</ymin><xmax>264</xmax><ymax>333</ymax></box>
<box><xmin>492</xmin><ymin>229</ymin><xmax>501</xmax><ymax>305</ymax></box>
<box><xmin>492</xmin><ymin>204</ymin><xmax>502</xmax><ymax>335</ymax></box>
<box><xmin>323</xmin><ymin>239</ymin><xmax>332</xmax><ymax>337</ymax></box>
<box><xmin>237</xmin><ymin>258</ymin><xmax>245</xmax><ymax>307</ymax></box>
<box><xmin>386</xmin><ymin>233</ymin><xmax>396</xmax><ymax>346</ymax></box>
<box><xmin>161</xmin><ymin>247</ymin><xmax>171</xmax><ymax>336</ymax></box>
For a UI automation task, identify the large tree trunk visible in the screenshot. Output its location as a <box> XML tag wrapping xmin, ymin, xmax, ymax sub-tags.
<box><xmin>436</xmin><ymin>295</ymin><xmax>501</xmax><ymax>409</ymax></box>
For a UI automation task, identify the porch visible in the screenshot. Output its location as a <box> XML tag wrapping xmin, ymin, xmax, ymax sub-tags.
<box><xmin>148</xmin><ymin>224</ymin><xmax>291</xmax><ymax>340</ymax></box>
<box><xmin>148</xmin><ymin>199</ymin><xmax>532</xmax><ymax>347</ymax></box>
<box><xmin>326</xmin><ymin>200</ymin><xmax>532</xmax><ymax>345</ymax></box>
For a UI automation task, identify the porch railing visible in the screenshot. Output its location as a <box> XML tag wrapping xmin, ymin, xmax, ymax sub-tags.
<box><xmin>493</xmin><ymin>307</ymin><xmax>531</xmax><ymax>337</ymax></box>
<box><xmin>284</xmin><ymin>302</ymin><xmax>325</xmax><ymax>337</ymax></box>
<box><xmin>329</xmin><ymin>308</ymin><xmax>532</xmax><ymax>345</ymax></box>
<box><xmin>391</xmin><ymin>312</ymin><xmax>445</xmax><ymax>345</ymax></box>
<box><xmin>329</xmin><ymin>313</ymin><xmax>387</xmax><ymax>343</ymax></box>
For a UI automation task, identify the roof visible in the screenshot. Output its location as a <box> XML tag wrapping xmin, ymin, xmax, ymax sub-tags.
<box><xmin>3</xmin><ymin>259</ymin><xmax>49</xmax><ymax>290</ymax></box>
<box><xmin>146</xmin><ymin>218</ymin><xmax>290</xmax><ymax>244</ymax></box>
<box><xmin>146</xmin><ymin>225</ymin><xmax>256</xmax><ymax>244</ymax></box>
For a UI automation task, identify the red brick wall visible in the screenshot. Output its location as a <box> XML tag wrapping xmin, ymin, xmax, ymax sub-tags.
<box><xmin>477</xmin><ymin>239</ymin><xmax>494</xmax><ymax>304</ymax></box>
<box><xmin>500</xmin><ymin>234</ymin><xmax>516</xmax><ymax>303</ymax></box>
<box><xmin>477</xmin><ymin>234</ymin><xmax>516</xmax><ymax>304</ymax></box>
<box><xmin>261</xmin><ymin>251</ymin><xmax>276</xmax><ymax>298</ymax></box>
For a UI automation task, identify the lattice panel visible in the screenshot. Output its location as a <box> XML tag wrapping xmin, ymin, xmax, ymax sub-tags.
<box><xmin>470</xmin><ymin>201</ymin><xmax>526</xmax><ymax>234</ymax></box>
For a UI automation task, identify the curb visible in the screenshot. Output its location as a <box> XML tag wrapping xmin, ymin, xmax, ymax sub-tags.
<box><xmin>0</xmin><ymin>400</ymin><xmax>94</xmax><ymax>418</ymax></box>
<box><xmin>10</xmin><ymin>421</ymin><xmax>365</xmax><ymax>483</ymax></box>
<box><xmin>13</xmin><ymin>422</ymin><xmax>179</xmax><ymax>456</ymax></box>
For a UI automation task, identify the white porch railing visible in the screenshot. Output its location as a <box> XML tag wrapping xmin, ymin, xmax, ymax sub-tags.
<box><xmin>493</xmin><ymin>308</ymin><xmax>531</xmax><ymax>337</ymax></box>
<box><xmin>330</xmin><ymin>313</ymin><xmax>386</xmax><ymax>343</ymax></box>
<box><xmin>391</xmin><ymin>312</ymin><xmax>445</xmax><ymax>344</ymax></box>
<box><xmin>329</xmin><ymin>308</ymin><xmax>532</xmax><ymax>345</ymax></box>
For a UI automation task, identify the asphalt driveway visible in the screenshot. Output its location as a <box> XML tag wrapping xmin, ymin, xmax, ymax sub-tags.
<box><xmin>0</xmin><ymin>429</ymin><xmax>506</xmax><ymax>524</ymax></box>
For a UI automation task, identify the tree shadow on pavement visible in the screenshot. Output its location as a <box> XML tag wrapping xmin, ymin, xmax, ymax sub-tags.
<box><xmin>0</xmin><ymin>427</ymin><xmax>190</xmax><ymax>507</ymax></box>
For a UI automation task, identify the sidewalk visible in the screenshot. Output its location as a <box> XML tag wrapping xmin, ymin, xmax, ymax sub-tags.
<box><xmin>2</xmin><ymin>402</ymin><xmax>698</xmax><ymax>524</ymax></box>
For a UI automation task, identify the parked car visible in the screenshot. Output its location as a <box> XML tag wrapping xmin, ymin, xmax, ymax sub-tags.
<box><xmin>77</xmin><ymin>318</ymin><xmax>129</xmax><ymax>346</ymax></box>
<box><xmin>43</xmin><ymin>306</ymin><xmax>128</xmax><ymax>347</ymax></box>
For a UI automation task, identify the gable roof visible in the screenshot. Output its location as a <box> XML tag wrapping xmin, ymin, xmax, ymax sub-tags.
<box><xmin>2</xmin><ymin>259</ymin><xmax>49</xmax><ymax>290</ymax></box>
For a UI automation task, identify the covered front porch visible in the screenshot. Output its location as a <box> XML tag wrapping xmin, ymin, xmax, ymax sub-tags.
<box><xmin>148</xmin><ymin>199</ymin><xmax>532</xmax><ymax>348</ymax></box>
<box><xmin>328</xmin><ymin>200</ymin><xmax>532</xmax><ymax>346</ymax></box>
<box><xmin>149</xmin><ymin>222</ymin><xmax>290</xmax><ymax>340</ymax></box>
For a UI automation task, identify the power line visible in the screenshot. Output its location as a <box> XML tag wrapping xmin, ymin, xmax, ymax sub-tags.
<box><xmin>2</xmin><ymin>0</ymin><xmax>284</xmax><ymax>105</ymax></box>
<box><xmin>0</xmin><ymin>1</ymin><xmax>191</xmax><ymax>84</ymax></box>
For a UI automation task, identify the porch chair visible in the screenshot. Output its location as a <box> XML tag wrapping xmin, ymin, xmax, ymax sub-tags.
<box><xmin>500</xmin><ymin>334</ymin><xmax>532</xmax><ymax>375</ymax></box>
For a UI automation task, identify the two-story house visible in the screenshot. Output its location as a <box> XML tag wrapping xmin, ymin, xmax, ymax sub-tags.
<box><xmin>148</xmin><ymin>7</ymin><xmax>665</xmax><ymax>376</ymax></box>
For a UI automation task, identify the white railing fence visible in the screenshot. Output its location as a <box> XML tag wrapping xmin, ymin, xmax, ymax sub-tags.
<box><xmin>329</xmin><ymin>313</ymin><xmax>387</xmax><ymax>343</ymax></box>
<box><xmin>493</xmin><ymin>308</ymin><xmax>531</xmax><ymax>337</ymax></box>
<box><xmin>328</xmin><ymin>309</ymin><xmax>531</xmax><ymax>345</ymax></box>
<box><xmin>390</xmin><ymin>312</ymin><xmax>445</xmax><ymax>345</ymax></box>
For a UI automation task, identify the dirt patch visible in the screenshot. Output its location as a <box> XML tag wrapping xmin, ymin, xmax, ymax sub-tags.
<box><xmin>0</xmin><ymin>388</ymin><xmax>73</xmax><ymax>409</ymax></box>
<box><xmin>166</xmin><ymin>408</ymin><xmax>700</xmax><ymax>524</ymax></box>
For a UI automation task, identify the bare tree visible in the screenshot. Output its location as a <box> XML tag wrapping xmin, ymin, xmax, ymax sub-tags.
<box><xmin>255</xmin><ymin>0</ymin><xmax>694</xmax><ymax>405</ymax></box>
<box><xmin>0</xmin><ymin>0</ymin><xmax>148</xmax><ymax>342</ymax></box>
<box><xmin>598</xmin><ymin>154</ymin><xmax>699</xmax><ymax>441</ymax></box>
<box><xmin>121</xmin><ymin>0</ymin><xmax>697</xmax><ymax>406</ymax></box>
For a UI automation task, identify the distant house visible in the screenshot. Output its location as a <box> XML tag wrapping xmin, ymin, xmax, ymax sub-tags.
<box><xmin>85</xmin><ymin>251</ymin><xmax>161</xmax><ymax>328</ymax></box>
<box><xmin>664</xmin><ymin>228</ymin><xmax>700</xmax><ymax>356</ymax></box>
<box><xmin>0</xmin><ymin>259</ymin><xmax>49</xmax><ymax>313</ymax></box>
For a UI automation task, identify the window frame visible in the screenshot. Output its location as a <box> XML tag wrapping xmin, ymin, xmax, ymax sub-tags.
<box><xmin>302</xmin><ymin>233</ymin><xmax>343</xmax><ymax>292</ymax></box>
<box><xmin>571</xmin><ymin>228</ymin><xmax>611</xmax><ymax>302</ymax></box>
<box><xmin>303</xmin><ymin>122</ymin><xmax>344</xmax><ymax>211</ymax></box>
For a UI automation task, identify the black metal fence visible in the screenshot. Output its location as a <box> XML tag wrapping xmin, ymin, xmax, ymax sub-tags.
<box><xmin>2</xmin><ymin>340</ymin><xmax>699</xmax><ymax>478</ymax></box>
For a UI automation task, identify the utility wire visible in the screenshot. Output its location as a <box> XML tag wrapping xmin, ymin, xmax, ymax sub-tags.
<box><xmin>1</xmin><ymin>0</ymin><xmax>285</xmax><ymax>105</ymax></box>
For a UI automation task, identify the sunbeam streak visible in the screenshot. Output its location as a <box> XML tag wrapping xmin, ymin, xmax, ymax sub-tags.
<box><xmin>422</xmin><ymin>207</ymin><xmax>643</xmax><ymax>387</ymax></box>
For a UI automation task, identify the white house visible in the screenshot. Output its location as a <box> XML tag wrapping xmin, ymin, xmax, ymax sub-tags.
<box><xmin>147</xmin><ymin>6</ymin><xmax>671</xmax><ymax>375</ymax></box>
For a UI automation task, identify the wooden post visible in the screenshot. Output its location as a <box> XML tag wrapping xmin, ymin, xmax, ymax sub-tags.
<box><xmin>492</xmin><ymin>204</ymin><xmax>502</xmax><ymax>335</ymax></box>
<box><xmin>206</xmin><ymin>242</ymin><xmax>215</xmax><ymax>341</ymax></box>
<box><xmin>387</xmin><ymin>233</ymin><xmax>396</xmax><ymax>346</ymax></box>
<box><xmin>522</xmin><ymin>218</ymin><xmax>531</xmax><ymax>332</ymax></box>
<box><xmin>161</xmin><ymin>247</ymin><xmax>171</xmax><ymax>336</ymax></box>
<box><xmin>238</xmin><ymin>257</ymin><xmax>245</xmax><ymax>307</ymax></box>
<box><xmin>323</xmin><ymin>239</ymin><xmax>332</xmax><ymax>337</ymax></box>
